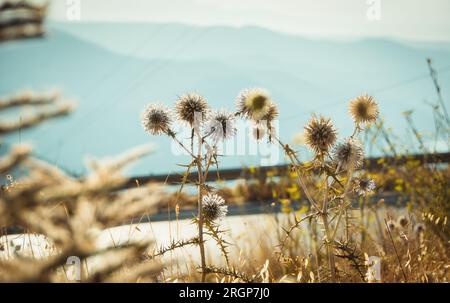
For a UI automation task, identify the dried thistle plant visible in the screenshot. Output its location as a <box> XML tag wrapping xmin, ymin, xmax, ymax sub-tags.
<box><xmin>141</xmin><ymin>94</ymin><xmax>236</xmax><ymax>282</ymax></box>
<box><xmin>239</xmin><ymin>89</ymin><xmax>382</xmax><ymax>282</ymax></box>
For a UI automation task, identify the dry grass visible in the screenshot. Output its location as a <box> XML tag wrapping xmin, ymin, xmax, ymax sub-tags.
<box><xmin>1</xmin><ymin>86</ymin><xmax>448</xmax><ymax>283</ymax></box>
<box><xmin>0</xmin><ymin>4</ymin><xmax>448</xmax><ymax>282</ymax></box>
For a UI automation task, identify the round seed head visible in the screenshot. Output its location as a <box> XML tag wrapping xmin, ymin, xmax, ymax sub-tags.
<box><xmin>397</xmin><ymin>215</ymin><xmax>409</xmax><ymax>228</ymax></box>
<box><xmin>387</xmin><ymin>220</ymin><xmax>397</xmax><ymax>232</ymax></box>
<box><xmin>202</xmin><ymin>193</ymin><xmax>228</xmax><ymax>222</ymax></box>
<box><xmin>333</xmin><ymin>138</ymin><xmax>364</xmax><ymax>171</ymax></box>
<box><xmin>354</xmin><ymin>177</ymin><xmax>376</xmax><ymax>196</ymax></box>
<box><xmin>349</xmin><ymin>94</ymin><xmax>379</xmax><ymax>125</ymax></box>
<box><xmin>304</xmin><ymin>115</ymin><xmax>337</xmax><ymax>155</ymax></box>
<box><xmin>236</xmin><ymin>88</ymin><xmax>272</xmax><ymax>121</ymax></box>
<box><xmin>205</xmin><ymin>109</ymin><xmax>237</xmax><ymax>142</ymax></box>
<box><xmin>175</xmin><ymin>93</ymin><xmax>209</xmax><ymax>126</ymax></box>
<box><xmin>414</xmin><ymin>223</ymin><xmax>426</xmax><ymax>235</ymax></box>
<box><xmin>141</xmin><ymin>103</ymin><xmax>172</xmax><ymax>136</ymax></box>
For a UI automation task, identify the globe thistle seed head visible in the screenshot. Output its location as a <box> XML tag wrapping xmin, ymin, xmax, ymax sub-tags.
<box><xmin>175</xmin><ymin>93</ymin><xmax>210</xmax><ymax>126</ymax></box>
<box><xmin>386</xmin><ymin>220</ymin><xmax>397</xmax><ymax>232</ymax></box>
<box><xmin>354</xmin><ymin>177</ymin><xmax>376</xmax><ymax>196</ymax></box>
<box><xmin>202</xmin><ymin>193</ymin><xmax>228</xmax><ymax>222</ymax></box>
<box><xmin>414</xmin><ymin>223</ymin><xmax>426</xmax><ymax>235</ymax></box>
<box><xmin>333</xmin><ymin>138</ymin><xmax>364</xmax><ymax>171</ymax></box>
<box><xmin>397</xmin><ymin>215</ymin><xmax>409</xmax><ymax>228</ymax></box>
<box><xmin>141</xmin><ymin>103</ymin><xmax>172</xmax><ymax>136</ymax></box>
<box><xmin>236</xmin><ymin>88</ymin><xmax>271</xmax><ymax>121</ymax></box>
<box><xmin>349</xmin><ymin>94</ymin><xmax>379</xmax><ymax>125</ymax></box>
<box><xmin>304</xmin><ymin>115</ymin><xmax>337</xmax><ymax>155</ymax></box>
<box><xmin>205</xmin><ymin>109</ymin><xmax>237</xmax><ymax>142</ymax></box>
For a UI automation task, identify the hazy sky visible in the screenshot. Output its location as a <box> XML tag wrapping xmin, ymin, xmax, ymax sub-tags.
<box><xmin>48</xmin><ymin>0</ymin><xmax>450</xmax><ymax>41</ymax></box>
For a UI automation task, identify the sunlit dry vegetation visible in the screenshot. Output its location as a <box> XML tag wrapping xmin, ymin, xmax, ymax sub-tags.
<box><xmin>137</xmin><ymin>83</ymin><xmax>447</xmax><ymax>283</ymax></box>
<box><xmin>0</xmin><ymin>0</ymin><xmax>448</xmax><ymax>283</ymax></box>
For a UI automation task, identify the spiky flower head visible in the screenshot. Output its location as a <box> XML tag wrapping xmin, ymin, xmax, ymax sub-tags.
<box><xmin>202</xmin><ymin>193</ymin><xmax>228</xmax><ymax>222</ymax></box>
<box><xmin>386</xmin><ymin>220</ymin><xmax>397</xmax><ymax>232</ymax></box>
<box><xmin>414</xmin><ymin>223</ymin><xmax>426</xmax><ymax>235</ymax></box>
<box><xmin>304</xmin><ymin>115</ymin><xmax>337</xmax><ymax>155</ymax></box>
<box><xmin>205</xmin><ymin>109</ymin><xmax>237</xmax><ymax>142</ymax></box>
<box><xmin>333</xmin><ymin>138</ymin><xmax>364</xmax><ymax>171</ymax></box>
<box><xmin>141</xmin><ymin>103</ymin><xmax>172</xmax><ymax>136</ymax></box>
<box><xmin>349</xmin><ymin>94</ymin><xmax>379</xmax><ymax>125</ymax></box>
<box><xmin>397</xmin><ymin>215</ymin><xmax>409</xmax><ymax>228</ymax></box>
<box><xmin>175</xmin><ymin>93</ymin><xmax>209</xmax><ymax>126</ymax></box>
<box><xmin>236</xmin><ymin>88</ymin><xmax>272</xmax><ymax>121</ymax></box>
<box><xmin>354</xmin><ymin>177</ymin><xmax>376</xmax><ymax>196</ymax></box>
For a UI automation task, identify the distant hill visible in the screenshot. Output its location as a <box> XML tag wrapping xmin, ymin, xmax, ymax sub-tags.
<box><xmin>1</xmin><ymin>22</ymin><xmax>449</xmax><ymax>175</ymax></box>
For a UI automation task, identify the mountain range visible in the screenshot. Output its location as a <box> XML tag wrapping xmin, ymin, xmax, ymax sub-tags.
<box><xmin>1</xmin><ymin>22</ymin><xmax>449</xmax><ymax>175</ymax></box>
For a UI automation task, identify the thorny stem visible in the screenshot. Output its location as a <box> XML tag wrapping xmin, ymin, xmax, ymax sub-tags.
<box><xmin>203</xmin><ymin>148</ymin><xmax>216</xmax><ymax>181</ymax></box>
<box><xmin>320</xmin><ymin>165</ymin><xmax>337</xmax><ymax>282</ymax></box>
<box><xmin>310</xmin><ymin>218</ymin><xmax>322</xmax><ymax>281</ymax></box>
<box><xmin>329</xmin><ymin>124</ymin><xmax>361</xmax><ymax>243</ymax></box>
<box><xmin>196</xmin><ymin>132</ymin><xmax>207</xmax><ymax>282</ymax></box>
<box><xmin>360</xmin><ymin>196</ymin><xmax>367</xmax><ymax>248</ymax></box>
<box><xmin>323</xmin><ymin>124</ymin><xmax>361</xmax><ymax>281</ymax></box>
<box><xmin>350</xmin><ymin>124</ymin><xmax>360</xmax><ymax>139</ymax></box>
<box><xmin>279</xmin><ymin>212</ymin><xmax>319</xmax><ymax>250</ymax></box>
<box><xmin>322</xmin><ymin>214</ymin><xmax>337</xmax><ymax>282</ymax></box>
<box><xmin>168</xmin><ymin>132</ymin><xmax>196</xmax><ymax>158</ymax></box>
<box><xmin>275</xmin><ymin>132</ymin><xmax>340</xmax><ymax>281</ymax></box>
<box><xmin>204</xmin><ymin>220</ymin><xmax>230</xmax><ymax>269</ymax></box>
<box><xmin>191</xmin><ymin>128</ymin><xmax>195</xmax><ymax>154</ymax></box>
<box><xmin>273</xmin><ymin>135</ymin><xmax>321</xmax><ymax>213</ymax></box>
<box><xmin>343</xmin><ymin>168</ymin><xmax>354</xmax><ymax>242</ymax></box>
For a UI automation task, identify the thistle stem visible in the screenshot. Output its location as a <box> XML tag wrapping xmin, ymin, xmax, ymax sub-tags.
<box><xmin>273</xmin><ymin>135</ymin><xmax>321</xmax><ymax>213</ymax></box>
<box><xmin>169</xmin><ymin>133</ymin><xmax>196</xmax><ymax>158</ymax></box>
<box><xmin>321</xmin><ymin>169</ymin><xmax>336</xmax><ymax>282</ymax></box>
<box><xmin>322</xmin><ymin>213</ymin><xmax>337</xmax><ymax>282</ymax></box>
<box><xmin>196</xmin><ymin>132</ymin><xmax>207</xmax><ymax>282</ymax></box>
